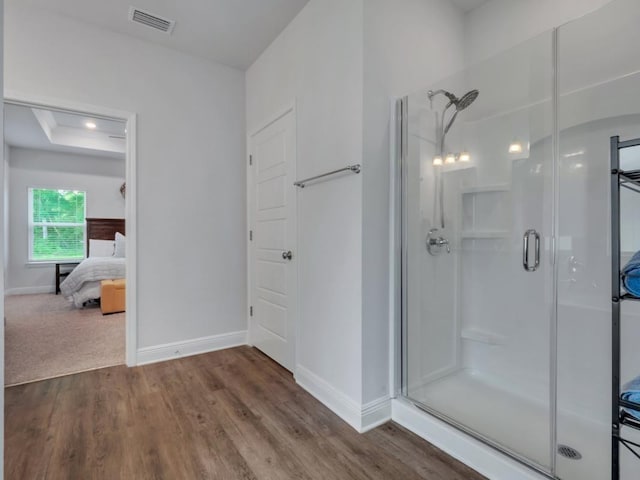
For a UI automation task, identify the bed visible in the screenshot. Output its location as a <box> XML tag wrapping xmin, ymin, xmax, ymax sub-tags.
<box><xmin>60</xmin><ymin>218</ymin><xmax>126</xmax><ymax>307</ymax></box>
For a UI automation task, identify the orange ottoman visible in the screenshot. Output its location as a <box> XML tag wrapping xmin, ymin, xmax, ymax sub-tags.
<box><xmin>101</xmin><ymin>279</ymin><xmax>126</xmax><ymax>314</ymax></box>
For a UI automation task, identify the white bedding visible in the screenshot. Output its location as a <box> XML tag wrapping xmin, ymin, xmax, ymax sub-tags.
<box><xmin>60</xmin><ymin>257</ymin><xmax>126</xmax><ymax>307</ymax></box>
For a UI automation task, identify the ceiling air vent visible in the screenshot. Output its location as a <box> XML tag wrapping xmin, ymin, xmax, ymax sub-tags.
<box><xmin>128</xmin><ymin>7</ymin><xmax>175</xmax><ymax>34</ymax></box>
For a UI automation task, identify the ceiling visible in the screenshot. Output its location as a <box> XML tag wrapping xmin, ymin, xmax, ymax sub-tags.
<box><xmin>4</xmin><ymin>103</ymin><xmax>126</xmax><ymax>159</ymax></box>
<box><xmin>15</xmin><ymin>0</ymin><xmax>311</xmax><ymax>70</ymax></box>
<box><xmin>450</xmin><ymin>0</ymin><xmax>489</xmax><ymax>13</ymax></box>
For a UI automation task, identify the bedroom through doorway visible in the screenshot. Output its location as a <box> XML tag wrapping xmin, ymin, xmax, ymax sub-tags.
<box><xmin>3</xmin><ymin>100</ymin><xmax>133</xmax><ymax>385</ymax></box>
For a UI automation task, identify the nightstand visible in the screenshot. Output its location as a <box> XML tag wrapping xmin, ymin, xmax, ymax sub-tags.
<box><xmin>55</xmin><ymin>262</ymin><xmax>80</xmax><ymax>294</ymax></box>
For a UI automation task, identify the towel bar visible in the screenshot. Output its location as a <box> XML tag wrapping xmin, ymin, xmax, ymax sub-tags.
<box><xmin>294</xmin><ymin>164</ymin><xmax>361</xmax><ymax>188</ymax></box>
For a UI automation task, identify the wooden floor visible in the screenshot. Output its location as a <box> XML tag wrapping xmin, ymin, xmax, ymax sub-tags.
<box><xmin>5</xmin><ymin>346</ymin><xmax>485</xmax><ymax>480</ymax></box>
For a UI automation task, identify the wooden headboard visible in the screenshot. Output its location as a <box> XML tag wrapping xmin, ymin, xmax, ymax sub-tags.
<box><xmin>86</xmin><ymin>218</ymin><xmax>125</xmax><ymax>257</ymax></box>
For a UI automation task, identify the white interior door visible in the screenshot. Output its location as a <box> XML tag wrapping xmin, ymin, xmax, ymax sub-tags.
<box><xmin>249</xmin><ymin>110</ymin><xmax>296</xmax><ymax>371</ymax></box>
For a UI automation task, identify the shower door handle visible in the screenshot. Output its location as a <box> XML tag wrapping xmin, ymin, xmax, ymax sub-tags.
<box><xmin>523</xmin><ymin>229</ymin><xmax>540</xmax><ymax>272</ymax></box>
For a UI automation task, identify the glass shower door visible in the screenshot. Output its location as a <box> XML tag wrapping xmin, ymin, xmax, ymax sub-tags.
<box><xmin>402</xmin><ymin>30</ymin><xmax>555</xmax><ymax>473</ymax></box>
<box><xmin>556</xmin><ymin>1</ymin><xmax>640</xmax><ymax>478</ymax></box>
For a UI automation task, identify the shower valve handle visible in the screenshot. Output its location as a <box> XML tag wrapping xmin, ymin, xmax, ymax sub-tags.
<box><xmin>427</xmin><ymin>229</ymin><xmax>451</xmax><ymax>255</ymax></box>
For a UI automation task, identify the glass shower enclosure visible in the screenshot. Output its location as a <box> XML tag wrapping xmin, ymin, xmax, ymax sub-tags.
<box><xmin>397</xmin><ymin>1</ymin><xmax>640</xmax><ymax>478</ymax></box>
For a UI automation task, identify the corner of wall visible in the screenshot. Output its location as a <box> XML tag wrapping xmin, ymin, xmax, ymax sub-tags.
<box><xmin>295</xmin><ymin>365</ymin><xmax>391</xmax><ymax>433</ymax></box>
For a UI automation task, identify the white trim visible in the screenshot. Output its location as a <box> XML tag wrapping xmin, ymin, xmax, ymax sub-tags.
<box><xmin>247</xmin><ymin>102</ymin><xmax>298</xmax><ymax>371</ymax></box>
<box><xmin>389</xmin><ymin>98</ymin><xmax>400</xmax><ymax>399</ymax></box>
<box><xmin>361</xmin><ymin>396</ymin><xmax>392</xmax><ymax>432</ymax></box>
<box><xmin>5</xmin><ymin>90</ymin><xmax>134</xmax><ymax>121</ymax></box>
<box><xmin>392</xmin><ymin>399</ymin><xmax>547</xmax><ymax>480</ymax></box>
<box><xmin>295</xmin><ymin>365</ymin><xmax>363</xmax><ymax>431</ymax></box>
<box><xmin>246</xmin><ymin>132</ymin><xmax>253</xmax><ymax>346</ymax></box>
<box><xmin>5</xmin><ymin>286</ymin><xmax>54</xmax><ymax>296</ymax></box>
<box><xmin>136</xmin><ymin>331</ymin><xmax>248</xmax><ymax>366</ymax></box>
<box><xmin>124</xmin><ymin>111</ymin><xmax>138</xmax><ymax>367</ymax></box>
<box><xmin>4</xmin><ymin>92</ymin><xmax>138</xmax><ymax>367</ymax></box>
<box><xmin>295</xmin><ymin>365</ymin><xmax>391</xmax><ymax>433</ymax></box>
<box><xmin>248</xmin><ymin>102</ymin><xmax>297</xmax><ymax>138</ymax></box>
<box><xmin>25</xmin><ymin>261</ymin><xmax>73</xmax><ymax>268</ymax></box>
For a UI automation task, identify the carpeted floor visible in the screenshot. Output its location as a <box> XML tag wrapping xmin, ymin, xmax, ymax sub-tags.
<box><xmin>5</xmin><ymin>294</ymin><xmax>125</xmax><ymax>386</ymax></box>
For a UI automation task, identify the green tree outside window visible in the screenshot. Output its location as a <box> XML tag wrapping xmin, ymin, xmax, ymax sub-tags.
<box><xmin>29</xmin><ymin>188</ymin><xmax>86</xmax><ymax>261</ymax></box>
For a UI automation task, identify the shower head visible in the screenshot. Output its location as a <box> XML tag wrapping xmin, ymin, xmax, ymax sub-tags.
<box><xmin>428</xmin><ymin>89</ymin><xmax>479</xmax><ymax>111</ymax></box>
<box><xmin>442</xmin><ymin>89</ymin><xmax>480</xmax><ymax>134</ymax></box>
<box><xmin>456</xmin><ymin>90</ymin><xmax>479</xmax><ymax>111</ymax></box>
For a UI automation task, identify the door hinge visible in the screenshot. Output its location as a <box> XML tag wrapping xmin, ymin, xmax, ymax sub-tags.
<box><xmin>249</xmin><ymin>155</ymin><xmax>253</xmax><ymax>166</ymax></box>
<box><xmin>249</xmin><ymin>230</ymin><xmax>253</xmax><ymax>241</ymax></box>
<box><xmin>250</xmin><ymin>306</ymin><xmax>253</xmax><ymax>317</ymax></box>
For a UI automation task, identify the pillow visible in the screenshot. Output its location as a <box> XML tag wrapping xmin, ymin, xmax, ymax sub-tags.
<box><xmin>89</xmin><ymin>239</ymin><xmax>115</xmax><ymax>257</ymax></box>
<box><xmin>114</xmin><ymin>232</ymin><xmax>126</xmax><ymax>258</ymax></box>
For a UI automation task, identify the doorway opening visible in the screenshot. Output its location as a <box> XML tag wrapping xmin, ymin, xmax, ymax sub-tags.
<box><xmin>3</xmin><ymin>96</ymin><xmax>137</xmax><ymax>385</ymax></box>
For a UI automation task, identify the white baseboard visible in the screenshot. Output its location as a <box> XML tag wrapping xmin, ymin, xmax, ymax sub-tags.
<box><xmin>392</xmin><ymin>399</ymin><xmax>547</xmax><ymax>480</ymax></box>
<box><xmin>136</xmin><ymin>330</ymin><xmax>247</xmax><ymax>366</ymax></box>
<box><xmin>5</xmin><ymin>286</ymin><xmax>55</xmax><ymax>296</ymax></box>
<box><xmin>361</xmin><ymin>396</ymin><xmax>392</xmax><ymax>432</ymax></box>
<box><xmin>295</xmin><ymin>365</ymin><xmax>391</xmax><ymax>433</ymax></box>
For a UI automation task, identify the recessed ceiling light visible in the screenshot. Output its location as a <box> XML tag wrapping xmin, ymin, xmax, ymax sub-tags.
<box><xmin>85</xmin><ymin>121</ymin><xmax>97</xmax><ymax>130</ymax></box>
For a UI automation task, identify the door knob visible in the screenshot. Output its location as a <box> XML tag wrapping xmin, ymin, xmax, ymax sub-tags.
<box><xmin>282</xmin><ymin>251</ymin><xmax>293</xmax><ymax>261</ymax></box>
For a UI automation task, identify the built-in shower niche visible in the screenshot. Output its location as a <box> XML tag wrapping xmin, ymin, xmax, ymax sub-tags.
<box><xmin>460</xmin><ymin>185</ymin><xmax>511</xmax><ymax>239</ymax></box>
<box><xmin>458</xmin><ymin>185</ymin><xmax>513</xmax><ymax>347</ymax></box>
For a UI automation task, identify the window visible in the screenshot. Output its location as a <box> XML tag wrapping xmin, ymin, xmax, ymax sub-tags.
<box><xmin>28</xmin><ymin>188</ymin><xmax>86</xmax><ymax>262</ymax></box>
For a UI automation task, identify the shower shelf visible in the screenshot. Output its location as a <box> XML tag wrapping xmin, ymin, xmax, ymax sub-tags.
<box><xmin>461</xmin><ymin>184</ymin><xmax>510</xmax><ymax>194</ymax></box>
<box><xmin>461</xmin><ymin>230</ymin><xmax>509</xmax><ymax>239</ymax></box>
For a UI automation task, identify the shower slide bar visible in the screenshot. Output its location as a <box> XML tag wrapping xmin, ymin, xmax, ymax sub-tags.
<box><xmin>294</xmin><ymin>164</ymin><xmax>361</xmax><ymax>188</ymax></box>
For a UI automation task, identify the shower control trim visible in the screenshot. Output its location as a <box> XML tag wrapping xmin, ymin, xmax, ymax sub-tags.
<box><xmin>523</xmin><ymin>229</ymin><xmax>540</xmax><ymax>272</ymax></box>
<box><xmin>427</xmin><ymin>228</ymin><xmax>451</xmax><ymax>256</ymax></box>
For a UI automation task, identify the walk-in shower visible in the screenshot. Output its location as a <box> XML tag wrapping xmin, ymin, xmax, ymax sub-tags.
<box><xmin>397</xmin><ymin>1</ymin><xmax>640</xmax><ymax>479</ymax></box>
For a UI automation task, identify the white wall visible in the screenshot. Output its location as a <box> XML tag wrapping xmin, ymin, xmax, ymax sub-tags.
<box><xmin>362</xmin><ymin>0</ymin><xmax>465</xmax><ymax>404</ymax></box>
<box><xmin>247</xmin><ymin>0</ymin><xmax>467</xmax><ymax>423</ymax></box>
<box><xmin>247</xmin><ymin>0</ymin><xmax>365</xmax><ymax>407</ymax></box>
<box><xmin>5</xmin><ymin>2</ymin><xmax>246</xmax><ymax>349</ymax></box>
<box><xmin>464</xmin><ymin>0</ymin><xmax>613</xmax><ymax>65</ymax></box>
<box><xmin>6</xmin><ymin>147</ymin><xmax>125</xmax><ymax>293</ymax></box>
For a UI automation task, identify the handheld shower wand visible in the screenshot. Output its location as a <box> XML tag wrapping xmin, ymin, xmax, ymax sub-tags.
<box><xmin>426</xmin><ymin>89</ymin><xmax>479</xmax><ymax>229</ymax></box>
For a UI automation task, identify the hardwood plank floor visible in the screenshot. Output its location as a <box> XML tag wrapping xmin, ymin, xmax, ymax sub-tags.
<box><xmin>5</xmin><ymin>346</ymin><xmax>485</xmax><ymax>480</ymax></box>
